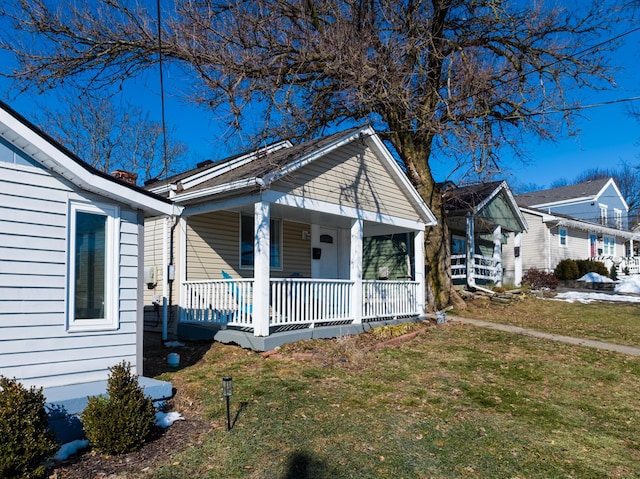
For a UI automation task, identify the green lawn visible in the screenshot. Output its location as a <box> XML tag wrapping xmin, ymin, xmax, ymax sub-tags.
<box><xmin>451</xmin><ymin>294</ymin><xmax>640</xmax><ymax>346</ymax></box>
<box><xmin>149</xmin><ymin>303</ymin><xmax>640</xmax><ymax>479</ymax></box>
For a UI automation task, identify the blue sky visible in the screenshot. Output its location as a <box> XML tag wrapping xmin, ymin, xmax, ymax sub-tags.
<box><xmin>1</xmin><ymin>6</ymin><xmax>639</xmax><ymax>190</ymax></box>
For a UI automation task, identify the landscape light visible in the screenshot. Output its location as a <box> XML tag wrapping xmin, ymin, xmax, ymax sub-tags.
<box><xmin>222</xmin><ymin>376</ymin><xmax>233</xmax><ymax>431</ymax></box>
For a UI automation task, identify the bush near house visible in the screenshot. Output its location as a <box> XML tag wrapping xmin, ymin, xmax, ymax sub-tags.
<box><xmin>81</xmin><ymin>362</ymin><xmax>156</xmax><ymax>455</ymax></box>
<box><xmin>554</xmin><ymin>259</ymin><xmax>609</xmax><ymax>280</ymax></box>
<box><xmin>522</xmin><ymin>268</ymin><xmax>559</xmax><ymax>290</ymax></box>
<box><xmin>0</xmin><ymin>376</ymin><xmax>59</xmax><ymax>479</ymax></box>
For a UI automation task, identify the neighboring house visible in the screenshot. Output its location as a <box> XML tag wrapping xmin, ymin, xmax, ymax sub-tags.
<box><xmin>144</xmin><ymin>126</ymin><xmax>437</xmax><ymax>351</ymax></box>
<box><xmin>442</xmin><ymin>181</ymin><xmax>528</xmax><ymax>289</ymax></box>
<box><xmin>0</xmin><ymin>101</ymin><xmax>181</xmax><ymax>441</ymax></box>
<box><xmin>502</xmin><ymin>178</ymin><xmax>639</xmax><ymax>284</ymax></box>
<box><xmin>516</xmin><ymin>178</ymin><xmax>630</xmax><ymax>230</ymax></box>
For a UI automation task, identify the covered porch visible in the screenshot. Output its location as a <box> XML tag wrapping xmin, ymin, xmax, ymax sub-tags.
<box><xmin>176</xmin><ymin>195</ymin><xmax>429</xmax><ymax>350</ymax></box>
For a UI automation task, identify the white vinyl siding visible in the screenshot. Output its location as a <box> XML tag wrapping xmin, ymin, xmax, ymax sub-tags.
<box><xmin>0</xmin><ymin>160</ymin><xmax>142</xmax><ymax>388</ymax></box>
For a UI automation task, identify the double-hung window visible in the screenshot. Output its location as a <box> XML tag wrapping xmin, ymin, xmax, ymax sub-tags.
<box><xmin>68</xmin><ymin>201</ymin><xmax>119</xmax><ymax>331</ymax></box>
<box><xmin>614</xmin><ymin>209</ymin><xmax>622</xmax><ymax>229</ymax></box>
<box><xmin>559</xmin><ymin>227</ymin><xmax>568</xmax><ymax>247</ymax></box>
<box><xmin>240</xmin><ymin>215</ymin><xmax>282</xmax><ymax>269</ymax></box>
<box><xmin>599</xmin><ymin>205</ymin><xmax>608</xmax><ymax>226</ymax></box>
<box><xmin>603</xmin><ymin>236</ymin><xmax>615</xmax><ymax>256</ymax></box>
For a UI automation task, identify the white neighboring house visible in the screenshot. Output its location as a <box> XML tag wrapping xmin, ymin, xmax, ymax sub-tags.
<box><xmin>503</xmin><ymin>178</ymin><xmax>639</xmax><ymax>284</ymax></box>
<box><xmin>0</xmin><ymin>101</ymin><xmax>181</xmax><ymax>441</ymax></box>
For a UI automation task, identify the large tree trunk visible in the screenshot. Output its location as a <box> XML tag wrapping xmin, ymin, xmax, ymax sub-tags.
<box><xmin>391</xmin><ymin>131</ymin><xmax>464</xmax><ymax>311</ymax></box>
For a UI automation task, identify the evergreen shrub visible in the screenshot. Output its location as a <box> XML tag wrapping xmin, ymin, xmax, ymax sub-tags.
<box><xmin>81</xmin><ymin>362</ymin><xmax>156</xmax><ymax>455</ymax></box>
<box><xmin>0</xmin><ymin>376</ymin><xmax>58</xmax><ymax>479</ymax></box>
<box><xmin>575</xmin><ymin>259</ymin><xmax>609</xmax><ymax>278</ymax></box>
<box><xmin>554</xmin><ymin>259</ymin><xmax>579</xmax><ymax>280</ymax></box>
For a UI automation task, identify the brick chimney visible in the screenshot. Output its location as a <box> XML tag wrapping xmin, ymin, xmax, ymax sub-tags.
<box><xmin>111</xmin><ymin>169</ymin><xmax>138</xmax><ymax>186</ymax></box>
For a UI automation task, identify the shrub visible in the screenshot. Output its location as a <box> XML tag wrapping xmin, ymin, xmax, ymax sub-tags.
<box><xmin>610</xmin><ymin>264</ymin><xmax>618</xmax><ymax>281</ymax></box>
<box><xmin>81</xmin><ymin>362</ymin><xmax>156</xmax><ymax>455</ymax></box>
<box><xmin>554</xmin><ymin>259</ymin><xmax>579</xmax><ymax>280</ymax></box>
<box><xmin>522</xmin><ymin>268</ymin><xmax>559</xmax><ymax>290</ymax></box>
<box><xmin>575</xmin><ymin>259</ymin><xmax>609</xmax><ymax>278</ymax></box>
<box><xmin>0</xmin><ymin>376</ymin><xmax>58</xmax><ymax>479</ymax></box>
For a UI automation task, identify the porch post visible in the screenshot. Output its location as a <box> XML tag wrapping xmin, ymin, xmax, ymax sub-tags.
<box><xmin>514</xmin><ymin>232</ymin><xmax>523</xmax><ymax>286</ymax></box>
<box><xmin>350</xmin><ymin>217</ymin><xmax>363</xmax><ymax>324</ymax></box>
<box><xmin>492</xmin><ymin>225</ymin><xmax>503</xmax><ymax>286</ymax></box>
<box><xmin>253</xmin><ymin>201</ymin><xmax>271</xmax><ymax>337</ymax></box>
<box><xmin>414</xmin><ymin>229</ymin><xmax>426</xmax><ymax>318</ymax></box>
<box><xmin>465</xmin><ymin>214</ymin><xmax>476</xmax><ymax>287</ymax></box>
<box><xmin>178</xmin><ymin>216</ymin><xmax>187</xmax><ymax>324</ymax></box>
<box><xmin>161</xmin><ymin>216</ymin><xmax>169</xmax><ymax>341</ymax></box>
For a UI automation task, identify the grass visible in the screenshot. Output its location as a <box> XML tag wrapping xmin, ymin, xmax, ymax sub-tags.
<box><xmin>451</xmin><ymin>294</ymin><xmax>640</xmax><ymax>346</ymax></box>
<box><xmin>144</xmin><ymin>304</ymin><xmax>640</xmax><ymax>479</ymax></box>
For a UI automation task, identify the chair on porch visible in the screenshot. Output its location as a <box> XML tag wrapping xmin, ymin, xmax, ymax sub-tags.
<box><xmin>221</xmin><ymin>270</ymin><xmax>253</xmax><ymax>317</ymax></box>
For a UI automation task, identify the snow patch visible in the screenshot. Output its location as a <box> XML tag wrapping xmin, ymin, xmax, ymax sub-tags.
<box><xmin>577</xmin><ymin>272</ymin><xmax>614</xmax><ymax>283</ymax></box>
<box><xmin>155</xmin><ymin>411</ymin><xmax>184</xmax><ymax>428</ymax></box>
<box><xmin>53</xmin><ymin>439</ymin><xmax>89</xmax><ymax>461</ymax></box>
<box><xmin>615</xmin><ymin>275</ymin><xmax>640</xmax><ymax>294</ymax></box>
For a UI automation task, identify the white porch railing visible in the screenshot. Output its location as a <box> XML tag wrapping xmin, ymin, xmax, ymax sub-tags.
<box><xmin>451</xmin><ymin>254</ymin><xmax>501</xmax><ymax>282</ymax></box>
<box><xmin>595</xmin><ymin>255</ymin><xmax>640</xmax><ymax>276</ymax></box>
<box><xmin>181</xmin><ymin>277</ymin><xmax>420</xmax><ymax>332</ymax></box>
<box><xmin>270</xmin><ymin>279</ymin><xmax>353</xmax><ymax>327</ymax></box>
<box><xmin>363</xmin><ymin>280</ymin><xmax>420</xmax><ymax>320</ymax></box>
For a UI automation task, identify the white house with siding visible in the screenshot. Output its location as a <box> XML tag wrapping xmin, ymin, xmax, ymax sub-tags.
<box><xmin>0</xmin><ymin>101</ymin><xmax>181</xmax><ymax>441</ymax></box>
<box><xmin>144</xmin><ymin>126</ymin><xmax>437</xmax><ymax>351</ymax></box>
<box><xmin>502</xmin><ymin>179</ymin><xmax>639</xmax><ymax>285</ymax></box>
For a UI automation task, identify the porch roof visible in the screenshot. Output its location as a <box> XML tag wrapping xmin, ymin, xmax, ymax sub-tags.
<box><xmin>444</xmin><ymin>180</ymin><xmax>527</xmax><ymax>234</ymax></box>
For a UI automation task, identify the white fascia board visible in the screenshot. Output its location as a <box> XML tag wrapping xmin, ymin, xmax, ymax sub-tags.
<box><xmin>181</xmin><ymin>192</ymin><xmax>264</xmax><ymax>217</ymax></box>
<box><xmin>172</xmin><ymin>178</ymin><xmax>258</xmax><ymax>204</ymax></box>
<box><xmin>363</xmin><ymin>130</ymin><xmax>438</xmax><ymax>226</ymax></box>
<box><xmin>520</xmin><ymin>207</ymin><xmax>556</xmax><ymax>222</ymax></box>
<box><xmin>529</xmin><ymin>197</ymin><xmax>594</xmax><ymax>209</ymax></box>
<box><xmin>180</xmin><ymin>140</ymin><xmax>292</xmax><ymax>191</ymax></box>
<box><xmin>476</xmin><ymin>181</ymin><xmax>528</xmax><ymax>232</ymax></box>
<box><xmin>262</xmin><ymin>190</ymin><xmax>429</xmax><ymax>231</ymax></box>
<box><xmin>554</xmin><ymin>217</ymin><xmax>637</xmax><ymax>240</ymax></box>
<box><xmin>595</xmin><ymin>178</ymin><xmax>629</xmax><ymax>212</ymax></box>
<box><xmin>0</xmin><ymin>109</ymin><xmax>179</xmax><ymax>217</ymax></box>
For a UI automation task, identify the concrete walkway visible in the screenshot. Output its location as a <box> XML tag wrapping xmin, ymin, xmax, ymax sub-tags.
<box><xmin>449</xmin><ymin>316</ymin><xmax>640</xmax><ymax>357</ymax></box>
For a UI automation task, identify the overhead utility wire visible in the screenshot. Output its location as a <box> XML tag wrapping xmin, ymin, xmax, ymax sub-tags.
<box><xmin>156</xmin><ymin>0</ymin><xmax>168</xmax><ymax>180</ymax></box>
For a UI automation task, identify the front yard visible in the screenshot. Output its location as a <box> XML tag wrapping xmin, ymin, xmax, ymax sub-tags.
<box><xmin>55</xmin><ymin>297</ymin><xmax>640</xmax><ymax>478</ymax></box>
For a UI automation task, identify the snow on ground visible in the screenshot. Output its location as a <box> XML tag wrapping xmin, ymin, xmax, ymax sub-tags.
<box><xmin>555</xmin><ymin>275</ymin><xmax>640</xmax><ymax>304</ymax></box>
<box><xmin>53</xmin><ymin>412</ymin><xmax>184</xmax><ymax>461</ymax></box>
<box><xmin>577</xmin><ymin>272</ymin><xmax>614</xmax><ymax>283</ymax></box>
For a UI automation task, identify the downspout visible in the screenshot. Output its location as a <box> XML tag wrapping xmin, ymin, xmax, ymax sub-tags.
<box><xmin>161</xmin><ymin>215</ymin><xmax>169</xmax><ymax>341</ymax></box>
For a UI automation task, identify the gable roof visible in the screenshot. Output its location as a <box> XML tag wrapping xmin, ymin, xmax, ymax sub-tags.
<box><xmin>443</xmin><ymin>180</ymin><xmax>528</xmax><ymax>233</ymax></box>
<box><xmin>152</xmin><ymin>126</ymin><xmax>437</xmax><ymax>226</ymax></box>
<box><xmin>0</xmin><ymin>100</ymin><xmax>180</xmax><ymax>217</ymax></box>
<box><xmin>515</xmin><ymin>178</ymin><xmax>621</xmax><ymax>209</ymax></box>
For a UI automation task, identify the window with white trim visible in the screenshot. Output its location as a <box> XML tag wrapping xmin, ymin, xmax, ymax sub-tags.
<box><xmin>603</xmin><ymin>236</ymin><xmax>615</xmax><ymax>256</ymax></box>
<box><xmin>599</xmin><ymin>205</ymin><xmax>608</xmax><ymax>226</ymax></box>
<box><xmin>240</xmin><ymin>215</ymin><xmax>282</xmax><ymax>269</ymax></box>
<box><xmin>559</xmin><ymin>227</ymin><xmax>568</xmax><ymax>247</ymax></box>
<box><xmin>68</xmin><ymin>201</ymin><xmax>120</xmax><ymax>331</ymax></box>
<box><xmin>614</xmin><ymin>209</ymin><xmax>622</xmax><ymax>229</ymax></box>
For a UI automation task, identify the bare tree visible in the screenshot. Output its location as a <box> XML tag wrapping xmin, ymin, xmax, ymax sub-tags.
<box><xmin>36</xmin><ymin>93</ymin><xmax>187</xmax><ymax>183</ymax></box>
<box><xmin>0</xmin><ymin>0</ymin><xmax>625</xmax><ymax>306</ymax></box>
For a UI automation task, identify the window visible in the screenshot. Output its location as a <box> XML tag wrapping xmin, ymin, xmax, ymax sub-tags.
<box><xmin>451</xmin><ymin>235</ymin><xmax>466</xmax><ymax>255</ymax></box>
<box><xmin>240</xmin><ymin>215</ymin><xmax>282</xmax><ymax>269</ymax></box>
<box><xmin>599</xmin><ymin>205</ymin><xmax>608</xmax><ymax>226</ymax></box>
<box><xmin>614</xmin><ymin>209</ymin><xmax>622</xmax><ymax>229</ymax></box>
<box><xmin>0</xmin><ymin>137</ymin><xmax>39</xmax><ymax>168</ymax></box>
<box><xmin>603</xmin><ymin>236</ymin><xmax>615</xmax><ymax>256</ymax></box>
<box><xmin>68</xmin><ymin>202</ymin><xmax>119</xmax><ymax>331</ymax></box>
<box><xmin>559</xmin><ymin>227</ymin><xmax>568</xmax><ymax>247</ymax></box>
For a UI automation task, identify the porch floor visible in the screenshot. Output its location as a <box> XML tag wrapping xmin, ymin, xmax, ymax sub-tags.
<box><xmin>178</xmin><ymin>316</ymin><xmax>422</xmax><ymax>351</ymax></box>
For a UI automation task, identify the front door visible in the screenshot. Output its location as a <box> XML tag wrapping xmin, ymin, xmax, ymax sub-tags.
<box><xmin>589</xmin><ymin>233</ymin><xmax>597</xmax><ymax>257</ymax></box>
<box><xmin>316</xmin><ymin>227</ymin><xmax>338</xmax><ymax>278</ymax></box>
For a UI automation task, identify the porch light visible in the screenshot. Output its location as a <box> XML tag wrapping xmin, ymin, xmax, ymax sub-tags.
<box><xmin>222</xmin><ymin>376</ymin><xmax>233</xmax><ymax>431</ymax></box>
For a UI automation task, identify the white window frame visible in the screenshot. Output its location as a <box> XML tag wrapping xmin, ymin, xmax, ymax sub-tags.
<box><xmin>67</xmin><ymin>201</ymin><xmax>120</xmax><ymax>331</ymax></box>
<box><xmin>603</xmin><ymin>236</ymin><xmax>615</xmax><ymax>256</ymax></box>
<box><xmin>614</xmin><ymin>209</ymin><xmax>622</xmax><ymax>229</ymax></box>
<box><xmin>558</xmin><ymin>227</ymin><xmax>568</xmax><ymax>247</ymax></box>
<box><xmin>599</xmin><ymin>204</ymin><xmax>608</xmax><ymax>226</ymax></box>
<box><xmin>239</xmin><ymin>214</ymin><xmax>283</xmax><ymax>270</ymax></box>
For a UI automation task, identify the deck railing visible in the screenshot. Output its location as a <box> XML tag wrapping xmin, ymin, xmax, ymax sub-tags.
<box><xmin>594</xmin><ymin>255</ymin><xmax>640</xmax><ymax>276</ymax></box>
<box><xmin>181</xmin><ymin>277</ymin><xmax>419</xmax><ymax>331</ymax></box>
<box><xmin>451</xmin><ymin>254</ymin><xmax>501</xmax><ymax>282</ymax></box>
<box><xmin>363</xmin><ymin>280</ymin><xmax>420</xmax><ymax>320</ymax></box>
